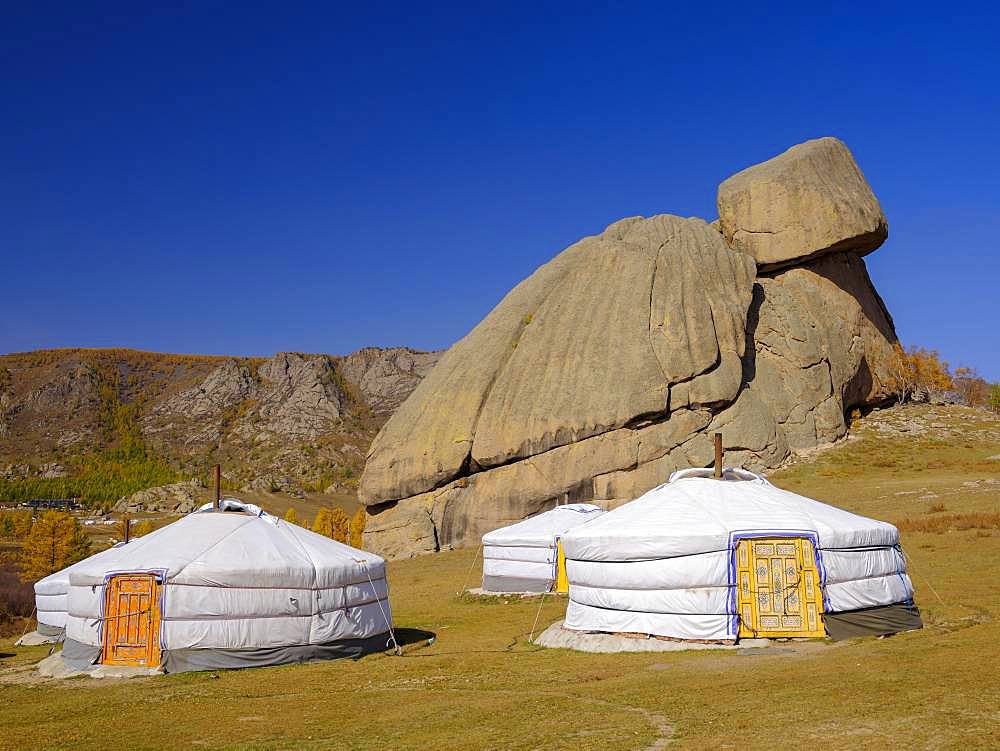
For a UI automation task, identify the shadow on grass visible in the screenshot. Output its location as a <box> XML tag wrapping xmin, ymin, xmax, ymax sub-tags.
<box><xmin>394</xmin><ymin>628</ymin><xmax>436</xmax><ymax>646</ymax></box>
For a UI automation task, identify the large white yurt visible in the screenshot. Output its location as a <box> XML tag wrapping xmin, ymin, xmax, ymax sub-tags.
<box><xmin>60</xmin><ymin>500</ymin><xmax>395</xmax><ymax>673</ymax></box>
<box><xmin>33</xmin><ymin>542</ymin><xmax>130</xmax><ymax>642</ymax></box>
<box><xmin>560</xmin><ymin>468</ymin><xmax>922</xmax><ymax>642</ymax></box>
<box><xmin>481</xmin><ymin>503</ymin><xmax>605</xmax><ymax>593</ymax></box>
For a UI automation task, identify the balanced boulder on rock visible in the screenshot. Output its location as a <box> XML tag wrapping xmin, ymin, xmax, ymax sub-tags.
<box><xmin>717</xmin><ymin>137</ymin><xmax>887</xmax><ymax>269</ymax></box>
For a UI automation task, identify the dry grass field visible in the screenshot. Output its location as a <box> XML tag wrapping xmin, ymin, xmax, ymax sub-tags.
<box><xmin>1</xmin><ymin>404</ymin><xmax>998</xmax><ymax>750</ymax></box>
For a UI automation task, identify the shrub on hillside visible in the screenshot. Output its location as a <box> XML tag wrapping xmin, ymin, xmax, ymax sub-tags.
<box><xmin>0</xmin><ymin>565</ymin><xmax>34</xmax><ymax>627</ymax></box>
<box><xmin>953</xmin><ymin>367</ymin><xmax>991</xmax><ymax>409</ymax></box>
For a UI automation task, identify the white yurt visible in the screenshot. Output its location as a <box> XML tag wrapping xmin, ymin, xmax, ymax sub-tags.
<box><xmin>481</xmin><ymin>503</ymin><xmax>605</xmax><ymax>593</ymax></box>
<box><xmin>560</xmin><ymin>468</ymin><xmax>922</xmax><ymax>642</ymax></box>
<box><xmin>32</xmin><ymin>542</ymin><xmax>130</xmax><ymax>642</ymax></box>
<box><xmin>60</xmin><ymin>500</ymin><xmax>396</xmax><ymax>673</ymax></box>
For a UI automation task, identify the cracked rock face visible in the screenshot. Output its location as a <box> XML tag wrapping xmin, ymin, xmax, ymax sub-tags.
<box><xmin>360</xmin><ymin>215</ymin><xmax>756</xmax><ymax>507</ymax></box>
<box><xmin>338</xmin><ymin>347</ymin><xmax>442</xmax><ymax>417</ymax></box>
<box><xmin>360</xmin><ymin>136</ymin><xmax>901</xmax><ymax>559</ymax></box>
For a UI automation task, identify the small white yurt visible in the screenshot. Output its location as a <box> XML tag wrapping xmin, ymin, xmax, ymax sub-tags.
<box><xmin>481</xmin><ymin>503</ymin><xmax>605</xmax><ymax>593</ymax></box>
<box><xmin>32</xmin><ymin>542</ymin><xmax>130</xmax><ymax>642</ymax></box>
<box><xmin>560</xmin><ymin>468</ymin><xmax>922</xmax><ymax>642</ymax></box>
<box><xmin>61</xmin><ymin>500</ymin><xmax>395</xmax><ymax>673</ymax></box>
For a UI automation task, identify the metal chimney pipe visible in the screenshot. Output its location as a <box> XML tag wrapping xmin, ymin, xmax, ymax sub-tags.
<box><xmin>213</xmin><ymin>464</ymin><xmax>221</xmax><ymax>510</ymax></box>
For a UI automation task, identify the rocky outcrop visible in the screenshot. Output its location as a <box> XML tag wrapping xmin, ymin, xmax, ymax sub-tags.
<box><xmin>153</xmin><ymin>360</ymin><xmax>256</xmax><ymax>420</ymax></box>
<box><xmin>252</xmin><ymin>354</ymin><xmax>344</xmax><ymax>440</ymax></box>
<box><xmin>717</xmin><ymin>137</ymin><xmax>887</xmax><ymax>270</ymax></box>
<box><xmin>361</xmin><ymin>136</ymin><xmax>900</xmax><ymax>559</ymax></box>
<box><xmin>339</xmin><ymin>347</ymin><xmax>441</xmax><ymax>416</ymax></box>
<box><xmin>240</xmin><ymin>474</ymin><xmax>305</xmax><ymax>498</ymax></box>
<box><xmin>114</xmin><ymin>480</ymin><xmax>204</xmax><ymax>514</ymax></box>
<box><xmin>0</xmin><ymin>346</ymin><xmax>437</xmax><ymax>494</ymax></box>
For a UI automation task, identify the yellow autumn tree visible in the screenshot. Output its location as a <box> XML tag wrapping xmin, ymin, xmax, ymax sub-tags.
<box><xmin>330</xmin><ymin>507</ymin><xmax>349</xmax><ymax>544</ymax></box>
<box><xmin>283</xmin><ymin>507</ymin><xmax>299</xmax><ymax>525</ymax></box>
<box><xmin>19</xmin><ymin>511</ymin><xmax>91</xmax><ymax>582</ymax></box>
<box><xmin>12</xmin><ymin>510</ymin><xmax>33</xmax><ymax>539</ymax></box>
<box><xmin>311</xmin><ymin>507</ymin><xmax>333</xmax><ymax>538</ymax></box>
<box><xmin>349</xmin><ymin>507</ymin><xmax>367</xmax><ymax>549</ymax></box>
<box><xmin>885</xmin><ymin>344</ymin><xmax>953</xmax><ymax>403</ymax></box>
<box><xmin>133</xmin><ymin>520</ymin><xmax>156</xmax><ymax>537</ymax></box>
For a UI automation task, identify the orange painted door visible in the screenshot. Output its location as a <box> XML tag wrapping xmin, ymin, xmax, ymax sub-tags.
<box><xmin>101</xmin><ymin>574</ymin><xmax>162</xmax><ymax>667</ymax></box>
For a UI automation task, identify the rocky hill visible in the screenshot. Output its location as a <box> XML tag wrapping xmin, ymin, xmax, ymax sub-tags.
<box><xmin>0</xmin><ymin>346</ymin><xmax>439</xmax><ymax>499</ymax></box>
<box><xmin>360</xmin><ymin>136</ymin><xmax>903</xmax><ymax>558</ymax></box>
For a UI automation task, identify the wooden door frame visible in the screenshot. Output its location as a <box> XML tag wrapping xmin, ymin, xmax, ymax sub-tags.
<box><xmin>733</xmin><ymin>534</ymin><xmax>826</xmax><ymax>639</ymax></box>
<box><xmin>100</xmin><ymin>572</ymin><xmax>163</xmax><ymax>667</ymax></box>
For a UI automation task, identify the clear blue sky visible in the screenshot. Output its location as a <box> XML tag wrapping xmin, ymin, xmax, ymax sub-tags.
<box><xmin>2</xmin><ymin>3</ymin><xmax>998</xmax><ymax>379</ymax></box>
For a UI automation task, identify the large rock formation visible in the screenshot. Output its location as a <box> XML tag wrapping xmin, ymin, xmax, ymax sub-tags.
<box><xmin>360</xmin><ymin>137</ymin><xmax>900</xmax><ymax>559</ymax></box>
<box><xmin>717</xmin><ymin>137</ymin><xmax>887</xmax><ymax>270</ymax></box>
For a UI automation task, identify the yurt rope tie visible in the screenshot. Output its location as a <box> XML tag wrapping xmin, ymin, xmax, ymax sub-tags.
<box><xmin>458</xmin><ymin>546</ymin><xmax>482</xmax><ymax>595</ymax></box>
<box><xmin>361</xmin><ymin>561</ymin><xmax>402</xmax><ymax>656</ymax></box>
<box><xmin>528</xmin><ymin>591</ymin><xmax>549</xmax><ymax>644</ymax></box>
<box><xmin>18</xmin><ymin>605</ymin><xmax>37</xmax><ymax>643</ymax></box>
<box><xmin>901</xmin><ymin>549</ymin><xmax>946</xmax><ymax>606</ymax></box>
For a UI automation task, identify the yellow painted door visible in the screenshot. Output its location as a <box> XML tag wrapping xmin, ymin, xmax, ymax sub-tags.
<box><xmin>101</xmin><ymin>574</ymin><xmax>162</xmax><ymax>666</ymax></box>
<box><xmin>554</xmin><ymin>540</ymin><xmax>569</xmax><ymax>593</ymax></box>
<box><xmin>735</xmin><ymin>537</ymin><xmax>824</xmax><ymax>638</ymax></box>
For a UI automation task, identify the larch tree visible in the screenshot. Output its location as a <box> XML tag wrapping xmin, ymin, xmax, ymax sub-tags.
<box><xmin>311</xmin><ymin>508</ymin><xmax>333</xmax><ymax>538</ymax></box>
<box><xmin>19</xmin><ymin>511</ymin><xmax>91</xmax><ymax>582</ymax></box>
<box><xmin>283</xmin><ymin>508</ymin><xmax>299</xmax><ymax>525</ymax></box>
<box><xmin>329</xmin><ymin>507</ymin><xmax>349</xmax><ymax>544</ymax></box>
<box><xmin>349</xmin><ymin>507</ymin><xmax>367</xmax><ymax>548</ymax></box>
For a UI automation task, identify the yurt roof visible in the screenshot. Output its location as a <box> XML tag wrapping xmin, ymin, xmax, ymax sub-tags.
<box><xmin>561</xmin><ymin>469</ymin><xmax>899</xmax><ymax>561</ymax></box>
<box><xmin>482</xmin><ymin>503</ymin><xmax>605</xmax><ymax>548</ymax></box>
<box><xmin>34</xmin><ymin>541</ymin><xmax>130</xmax><ymax>596</ymax></box>
<box><xmin>68</xmin><ymin>500</ymin><xmax>384</xmax><ymax>589</ymax></box>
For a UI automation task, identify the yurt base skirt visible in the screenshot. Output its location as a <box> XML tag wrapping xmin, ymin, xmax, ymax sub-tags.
<box><xmin>36</xmin><ymin>622</ymin><xmax>65</xmax><ymax>639</ymax></box>
<box><xmin>562</xmin><ymin>600</ymin><xmax>923</xmax><ymax>643</ymax></box>
<box><xmin>481</xmin><ymin>575</ymin><xmax>553</xmax><ymax>593</ymax></box>
<box><xmin>59</xmin><ymin>633</ymin><xmax>393</xmax><ymax>674</ymax></box>
<box><xmin>823</xmin><ymin>601</ymin><xmax>923</xmax><ymax>641</ymax></box>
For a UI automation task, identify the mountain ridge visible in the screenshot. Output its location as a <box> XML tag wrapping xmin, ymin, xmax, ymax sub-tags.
<box><xmin>0</xmin><ymin>345</ymin><xmax>440</xmax><ymax>503</ymax></box>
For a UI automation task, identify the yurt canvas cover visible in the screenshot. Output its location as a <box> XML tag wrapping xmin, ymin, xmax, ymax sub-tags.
<box><xmin>560</xmin><ymin>469</ymin><xmax>921</xmax><ymax>641</ymax></box>
<box><xmin>62</xmin><ymin>501</ymin><xmax>394</xmax><ymax>673</ymax></box>
<box><xmin>481</xmin><ymin>504</ymin><xmax>605</xmax><ymax>593</ymax></box>
<box><xmin>34</xmin><ymin>542</ymin><xmax>129</xmax><ymax>640</ymax></box>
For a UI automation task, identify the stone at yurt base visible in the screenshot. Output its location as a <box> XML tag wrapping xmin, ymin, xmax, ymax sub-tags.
<box><xmin>480</xmin><ymin>503</ymin><xmax>605</xmax><ymax>593</ymax></box>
